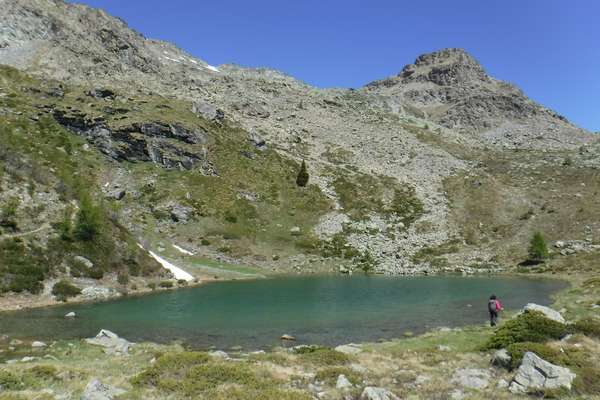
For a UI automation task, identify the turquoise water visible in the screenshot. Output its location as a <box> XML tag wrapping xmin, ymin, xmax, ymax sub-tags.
<box><xmin>0</xmin><ymin>275</ymin><xmax>566</xmax><ymax>349</ymax></box>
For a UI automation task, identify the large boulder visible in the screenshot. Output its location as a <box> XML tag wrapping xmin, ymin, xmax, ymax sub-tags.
<box><xmin>509</xmin><ymin>352</ymin><xmax>576</xmax><ymax>394</ymax></box>
<box><xmin>85</xmin><ymin>330</ymin><xmax>132</xmax><ymax>355</ymax></box>
<box><xmin>523</xmin><ymin>303</ymin><xmax>566</xmax><ymax>324</ymax></box>
<box><xmin>360</xmin><ymin>387</ymin><xmax>400</xmax><ymax>400</ymax></box>
<box><xmin>451</xmin><ymin>368</ymin><xmax>491</xmax><ymax>389</ymax></box>
<box><xmin>81</xmin><ymin>378</ymin><xmax>125</xmax><ymax>400</ymax></box>
<box><xmin>191</xmin><ymin>100</ymin><xmax>224</xmax><ymax>122</ymax></box>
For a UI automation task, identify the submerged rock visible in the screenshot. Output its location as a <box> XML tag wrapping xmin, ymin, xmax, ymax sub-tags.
<box><xmin>65</xmin><ymin>312</ymin><xmax>76</xmax><ymax>318</ymax></box>
<box><xmin>522</xmin><ymin>303</ymin><xmax>566</xmax><ymax>324</ymax></box>
<box><xmin>85</xmin><ymin>330</ymin><xmax>132</xmax><ymax>355</ymax></box>
<box><xmin>280</xmin><ymin>334</ymin><xmax>296</xmax><ymax>341</ymax></box>
<box><xmin>509</xmin><ymin>352</ymin><xmax>575</xmax><ymax>394</ymax></box>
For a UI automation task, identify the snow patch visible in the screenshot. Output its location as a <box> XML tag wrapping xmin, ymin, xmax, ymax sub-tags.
<box><xmin>173</xmin><ymin>244</ymin><xmax>194</xmax><ymax>256</ymax></box>
<box><xmin>205</xmin><ymin>64</ymin><xmax>220</xmax><ymax>72</ymax></box>
<box><xmin>137</xmin><ymin>244</ymin><xmax>194</xmax><ymax>281</ymax></box>
<box><xmin>163</xmin><ymin>56</ymin><xmax>181</xmax><ymax>63</ymax></box>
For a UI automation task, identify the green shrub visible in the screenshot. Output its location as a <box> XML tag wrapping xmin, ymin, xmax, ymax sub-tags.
<box><xmin>296</xmin><ymin>347</ymin><xmax>350</xmax><ymax>366</ymax></box>
<box><xmin>159</xmin><ymin>281</ymin><xmax>174</xmax><ymax>288</ymax></box>
<box><xmin>528</xmin><ymin>231</ymin><xmax>549</xmax><ymax>262</ymax></box>
<box><xmin>201</xmin><ymin>239</ymin><xmax>210</xmax><ymax>246</ymax></box>
<box><xmin>147</xmin><ymin>282</ymin><xmax>157</xmax><ymax>290</ymax></box>
<box><xmin>117</xmin><ymin>272</ymin><xmax>129</xmax><ymax>285</ymax></box>
<box><xmin>0</xmin><ymin>197</ymin><xmax>19</xmax><ymax>229</ymax></box>
<box><xmin>0</xmin><ymin>238</ymin><xmax>47</xmax><ymax>294</ymax></box>
<box><xmin>506</xmin><ymin>342</ymin><xmax>563</xmax><ymax>370</ymax></box>
<box><xmin>56</xmin><ymin>207</ymin><xmax>74</xmax><ymax>241</ymax></box>
<box><xmin>132</xmin><ymin>352</ymin><xmax>210</xmax><ymax>387</ymax></box>
<box><xmin>573</xmin><ymin>366</ymin><xmax>600</xmax><ymax>395</ymax></box>
<box><xmin>484</xmin><ymin>311</ymin><xmax>568</xmax><ymax>349</ymax></box>
<box><xmin>25</xmin><ymin>365</ymin><xmax>58</xmax><ymax>380</ymax></box>
<box><xmin>51</xmin><ymin>280</ymin><xmax>81</xmax><ymax>301</ymax></box>
<box><xmin>314</xmin><ymin>366</ymin><xmax>362</xmax><ymax>385</ymax></box>
<box><xmin>570</xmin><ymin>317</ymin><xmax>600</xmax><ymax>338</ymax></box>
<box><xmin>0</xmin><ymin>370</ymin><xmax>24</xmax><ymax>390</ymax></box>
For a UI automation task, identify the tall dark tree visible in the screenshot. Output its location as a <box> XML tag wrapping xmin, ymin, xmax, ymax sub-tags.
<box><xmin>296</xmin><ymin>160</ymin><xmax>309</xmax><ymax>187</ymax></box>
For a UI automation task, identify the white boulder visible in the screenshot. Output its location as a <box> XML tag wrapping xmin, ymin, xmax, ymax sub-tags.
<box><xmin>509</xmin><ymin>352</ymin><xmax>576</xmax><ymax>394</ymax></box>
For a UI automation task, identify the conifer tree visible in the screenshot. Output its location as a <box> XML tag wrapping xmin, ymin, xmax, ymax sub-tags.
<box><xmin>296</xmin><ymin>160</ymin><xmax>309</xmax><ymax>187</ymax></box>
<box><xmin>528</xmin><ymin>231</ymin><xmax>549</xmax><ymax>261</ymax></box>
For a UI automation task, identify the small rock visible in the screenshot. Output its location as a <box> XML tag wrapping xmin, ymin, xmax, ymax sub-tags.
<box><xmin>290</xmin><ymin>226</ymin><xmax>301</xmax><ymax>236</ymax></box>
<box><xmin>437</xmin><ymin>345</ymin><xmax>451</xmax><ymax>351</ymax></box>
<box><xmin>208</xmin><ymin>350</ymin><xmax>229</xmax><ymax>359</ymax></box>
<box><xmin>31</xmin><ymin>341</ymin><xmax>47</xmax><ymax>348</ymax></box>
<box><xmin>336</xmin><ymin>374</ymin><xmax>353</xmax><ymax>389</ymax></box>
<box><xmin>81</xmin><ymin>378</ymin><xmax>125</xmax><ymax>400</ymax></box>
<box><xmin>335</xmin><ymin>343</ymin><xmax>362</xmax><ymax>355</ymax></box>
<box><xmin>280</xmin><ymin>334</ymin><xmax>296</xmax><ymax>341</ymax></box>
<box><xmin>360</xmin><ymin>387</ymin><xmax>400</xmax><ymax>400</ymax></box>
<box><xmin>497</xmin><ymin>379</ymin><xmax>509</xmax><ymax>389</ymax></box>
<box><xmin>450</xmin><ymin>389</ymin><xmax>465</xmax><ymax>400</ymax></box>
<box><xmin>74</xmin><ymin>256</ymin><xmax>94</xmax><ymax>269</ymax></box>
<box><xmin>491</xmin><ymin>348</ymin><xmax>511</xmax><ymax>369</ymax></box>
<box><xmin>65</xmin><ymin>312</ymin><xmax>76</xmax><ymax>318</ymax></box>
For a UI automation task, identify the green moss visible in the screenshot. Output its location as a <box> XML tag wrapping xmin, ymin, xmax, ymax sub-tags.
<box><xmin>484</xmin><ymin>311</ymin><xmax>568</xmax><ymax>349</ymax></box>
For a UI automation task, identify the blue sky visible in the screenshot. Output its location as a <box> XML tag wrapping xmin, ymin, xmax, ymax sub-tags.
<box><xmin>72</xmin><ymin>0</ymin><xmax>599</xmax><ymax>131</ymax></box>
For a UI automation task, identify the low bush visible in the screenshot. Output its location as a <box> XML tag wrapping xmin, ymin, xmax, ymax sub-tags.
<box><xmin>573</xmin><ymin>366</ymin><xmax>600</xmax><ymax>395</ymax></box>
<box><xmin>159</xmin><ymin>281</ymin><xmax>174</xmax><ymax>288</ymax></box>
<box><xmin>147</xmin><ymin>282</ymin><xmax>157</xmax><ymax>290</ymax></box>
<box><xmin>314</xmin><ymin>366</ymin><xmax>362</xmax><ymax>385</ymax></box>
<box><xmin>117</xmin><ymin>272</ymin><xmax>129</xmax><ymax>285</ymax></box>
<box><xmin>51</xmin><ymin>280</ymin><xmax>81</xmax><ymax>301</ymax></box>
<box><xmin>484</xmin><ymin>311</ymin><xmax>568</xmax><ymax>349</ymax></box>
<box><xmin>295</xmin><ymin>347</ymin><xmax>351</xmax><ymax>366</ymax></box>
<box><xmin>570</xmin><ymin>317</ymin><xmax>600</xmax><ymax>338</ymax></box>
<box><xmin>0</xmin><ymin>370</ymin><xmax>24</xmax><ymax>390</ymax></box>
<box><xmin>132</xmin><ymin>352</ymin><xmax>304</xmax><ymax>399</ymax></box>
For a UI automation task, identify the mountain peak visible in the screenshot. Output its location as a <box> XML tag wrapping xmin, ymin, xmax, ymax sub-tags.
<box><xmin>398</xmin><ymin>47</ymin><xmax>488</xmax><ymax>85</ymax></box>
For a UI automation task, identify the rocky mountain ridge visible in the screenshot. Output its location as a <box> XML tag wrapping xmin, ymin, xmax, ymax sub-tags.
<box><xmin>1</xmin><ymin>0</ymin><xmax>599</xmax><ymax>281</ymax></box>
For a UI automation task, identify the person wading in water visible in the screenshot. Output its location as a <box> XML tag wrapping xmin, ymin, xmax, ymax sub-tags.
<box><xmin>488</xmin><ymin>295</ymin><xmax>504</xmax><ymax>326</ymax></box>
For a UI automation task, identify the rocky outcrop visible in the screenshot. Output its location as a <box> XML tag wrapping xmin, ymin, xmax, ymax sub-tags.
<box><xmin>509</xmin><ymin>352</ymin><xmax>576</xmax><ymax>394</ymax></box>
<box><xmin>52</xmin><ymin>110</ymin><xmax>214</xmax><ymax>172</ymax></box>
<box><xmin>522</xmin><ymin>304</ymin><xmax>566</xmax><ymax>324</ymax></box>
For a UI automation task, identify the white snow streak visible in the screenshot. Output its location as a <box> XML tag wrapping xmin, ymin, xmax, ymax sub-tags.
<box><xmin>173</xmin><ymin>244</ymin><xmax>194</xmax><ymax>256</ymax></box>
<box><xmin>137</xmin><ymin>243</ymin><xmax>194</xmax><ymax>281</ymax></box>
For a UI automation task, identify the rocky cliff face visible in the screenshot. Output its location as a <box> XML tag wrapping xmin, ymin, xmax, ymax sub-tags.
<box><xmin>1</xmin><ymin>0</ymin><xmax>599</xmax><ymax>277</ymax></box>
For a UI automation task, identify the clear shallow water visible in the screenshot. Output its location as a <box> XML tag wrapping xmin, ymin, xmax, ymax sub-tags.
<box><xmin>0</xmin><ymin>275</ymin><xmax>566</xmax><ymax>349</ymax></box>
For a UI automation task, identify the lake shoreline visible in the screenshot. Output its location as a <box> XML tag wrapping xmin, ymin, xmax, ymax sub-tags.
<box><xmin>0</xmin><ymin>269</ymin><xmax>569</xmax><ymax>314</ymax></box>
